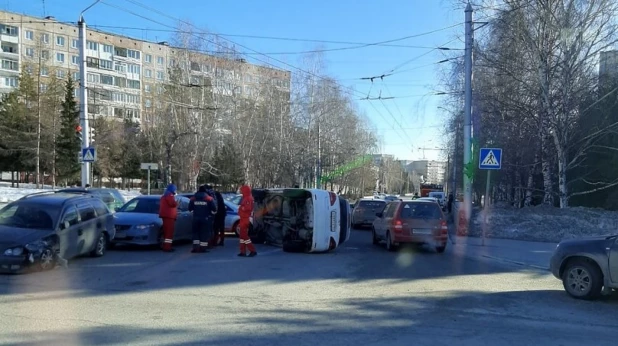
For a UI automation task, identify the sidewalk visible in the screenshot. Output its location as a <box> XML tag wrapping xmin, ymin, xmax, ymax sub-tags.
<box><xmin>448</xmin><ymin>234</ymin><xmax>556</xmax><ymax>271</ymax></box>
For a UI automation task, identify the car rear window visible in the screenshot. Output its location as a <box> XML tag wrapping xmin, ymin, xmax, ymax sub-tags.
<box><xmin>357</xmin><ymin>201</ymin><xmax>386</xmax><ymax>209</ymax></box>
<box><xmin>400</xmin><ymin>202</ymin><xmax>443</xmax><ymax>219</ymax></box>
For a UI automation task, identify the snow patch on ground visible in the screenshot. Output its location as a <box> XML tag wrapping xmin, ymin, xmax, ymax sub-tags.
<box><xmin>0</xmin><ymin>183</ymin><xmax>141</xmax><ymax>205</ymax></box>
<box><xmin>466</xmin><ymin>204</ymin><xmax>618</xmax><ymax>242</ymax></box>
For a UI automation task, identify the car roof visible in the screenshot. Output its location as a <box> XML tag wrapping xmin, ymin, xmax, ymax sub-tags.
<box><xmin>19</xmin><ymin>192</ymin><xmax>97</xmax><ymax>206</ymax></box>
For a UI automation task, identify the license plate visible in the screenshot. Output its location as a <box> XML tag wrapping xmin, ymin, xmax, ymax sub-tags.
<box><xmin>115</xmin><ymin>231</ymin><xmax>126</xmax><ymax>239</ymax></box>
<box><xmin>413</xmin><ymin>229</ymin><xmax>432</xmax><ymax>235</ymax></box>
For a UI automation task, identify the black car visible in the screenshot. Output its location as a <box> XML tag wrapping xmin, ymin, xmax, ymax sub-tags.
<box><xmin>0</xmin><ymin>193</ymin><xmax>115</xmax><ymax>273</ymax></box>
<box><xmin>55</xmin><ymin>187</ymin><xmax>126</xmax><ymax>212</ymax></box>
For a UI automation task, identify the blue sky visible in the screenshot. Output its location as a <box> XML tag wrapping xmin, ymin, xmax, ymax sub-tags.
<box><xmin>4</xmin><ymin>0</ymin><xmax>468</xmax><ymax>161</ymax></box>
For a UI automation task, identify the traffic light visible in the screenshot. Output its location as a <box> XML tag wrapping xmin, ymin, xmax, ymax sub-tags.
<box><xmin>75</xmin><ymin>125</ymin><xmax>83</xmax><ymax>143</ymax></box>
<box><xmin>89</xmin><ymin>127</ymin><xmax>96</xmax><ymax>143</ymax></box>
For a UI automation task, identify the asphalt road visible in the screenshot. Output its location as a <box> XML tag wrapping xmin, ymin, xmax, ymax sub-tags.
<box><xmin>0</xmin><ymin>229</ymin><xmax>616</xmax><ymax>346</ymax></box>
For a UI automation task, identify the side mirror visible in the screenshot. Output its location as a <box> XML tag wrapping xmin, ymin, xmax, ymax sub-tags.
<box><xmin>376</xmin><ymin>212</ymin><xmax>383</xmax><ymax>218</ymax></box>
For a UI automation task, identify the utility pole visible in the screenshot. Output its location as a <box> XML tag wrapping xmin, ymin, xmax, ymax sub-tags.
<box><xmin>78</xmin><ymin>0</ymin><xmax>100</xmax><ymax>187</ymax></box>
<box><xmin>35</xmin><ymin>39</ymin><xmax>43</xmax><ymax>189</ymax></box>
<box><xmin>463</xmin><ymin>3</ymin><xmax>474</xmax><ymax>226</ymax></box>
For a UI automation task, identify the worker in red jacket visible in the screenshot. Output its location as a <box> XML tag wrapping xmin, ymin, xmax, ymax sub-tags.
<box><xmin>237</xmin><ymin>184</ymin><xmax>257</xmax><ymax>257</ymax></box>
<box><xmin>158</xmin><ymin>184</ymin><xmax>178</xmax><ymax>252</ymax></box>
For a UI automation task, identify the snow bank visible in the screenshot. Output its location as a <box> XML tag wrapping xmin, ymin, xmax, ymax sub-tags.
<box><xmin>465</xmin><ymin>203</ymin><xmax>618</xmax><ymax>243</ymax></box>
<box><xmin>0</xmin><ymin>183</ymin><xmax>141</xmax><ymax>205</ymax></box>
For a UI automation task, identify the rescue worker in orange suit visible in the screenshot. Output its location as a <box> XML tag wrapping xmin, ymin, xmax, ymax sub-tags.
<box><xmin>158</xmin><ymin>184</ymin><xmax>178</xmax><ymax>252</ymax></box>
<box><xmin>188</xmin><ymin>185</ymin><xmax>217</xmax><ymax>253</ymax></box>
<box><xmin>211</xmin><ymin>189</ymin><xmax>227</xmax><ymax>247</ymax></box>
<box><xmin>238</xmin><ymin>184</ymin><xmax>257</xmax><ymax>257</ymax></box>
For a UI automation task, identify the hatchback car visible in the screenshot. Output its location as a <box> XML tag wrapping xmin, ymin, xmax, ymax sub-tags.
<box><xmin>351</xmin><ymin>199</ymin><xmax>386</xmax><ymax>228</ymax></box>
<box><xmin>0</xmin><ymin>193</ymin><xmax>115</xmax><ymax>273</ymax></box>
<box><xmin>372</xmin><ymin>200</ymin><xmax>448</xmax><ymax>253</ymax></box>
<box><xmin>111</xmin><ymin>195</ymin><xmax>193</xmax><ymax>247</ymax></box>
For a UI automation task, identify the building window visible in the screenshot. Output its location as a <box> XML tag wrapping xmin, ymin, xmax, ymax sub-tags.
<box><xmin>127</xmin><ymin>80</ymin><xmax>140</xmax><ymax>89</ymax></box>
<box><xmin>72</xmin><ymin>39</ymin><xmax>79</xmax><ymax>49</ymax></box>
<box><xmin>103</xmin><ymin>44</ymin><xmax>113</xmax><ymax>53</ymax></box>
<box><xmin>127</xmin><ymin>49</ymin><xmax>140</xmax><ymax>59</ymax></box>
<box><xmin>56</xmin><ymin>36</ymin><xmax>65</xmax><ymax>46</ymax></box>
<box><xmin>41</xmin><ymin>50</ymin><xmax>49</xmax><ymax>60</ymax></box>
<box><xmin>144</xmin><ymin>69</ymin><xmax>152</xmax><ymax>78</ymax></box>
<box><xmin>145</xmin><ymin>54</ymin><xmax>152</xmax><ymax>63</ymax></box>
<box><xmin>40</xmin><ymin>83</ymin><xmax>48</xmax><ymax>92</ymax></box>
<box><xmin>56</xmin><ymin>69</ymin><xmax>66</xmax><ymax>79</ymax></box>
<box><xmin>115</xmin><ymin>77</ymin><xmax>127</xmax><ymax>88</ymax></box>
<box><xmin>40</xmin><ymin>67</ymin><xmax>48</xmax><ymax>76</ymax></box>
<box><xmin>73</xmin><ymin>89</ymin><xmax>79</xmax><ymax>98</ymax></box>
<box><xmin>41</xmin><ymin>33</ymin><xmax>49</xmax><ymax>44</ymax></box>
<box><xmin>100</xmin><ymin>59</ymin><xmax>113</xmax><ymax>70</ymax></box>
<box><xmin>87</xmin><ymin>41</ymin><xmax>98</xmax><ymax>51</ymax></box>
<box><xmin>156</xmin><ymin>71</ymin><xmax>164</xmax><ymax>80</ymax></box>
<box><xmin>156</xmin><ymin>56</ymin><xmax>164</xmax><ymax>65</ymax></box>
<box><xmin>87</xmin><ymin>73</ymin><xmax>100</xmax><ymax>84</ymax></box>
<box><xmin>72</xmin><ymin>55</ymin><xmax>79</xmax><ymax>65</ymax></box>
<box><xmin>73</xmin><ymin>72</ymin><xmax>80</xmax><ymax>80</ymax></box>
<box><xmin>144</xmin><ymin>84</ymin><xmax>151</xmax><ymax>93</ymax></box>
<box><xmin>1</xmin><ymin>59</ymin><xmax>18</xmax><ymax>71</ymax></box>
<box><xmin>100</xmin><ymin>74</ymin><xmax>114</xmax><ymax>85</ymax></box>
<box><xmin>115</xmin><ymin>63</ymin><xmax>126</xmax><ymax>73</ymax></box>
<box><xmin>127</xmin><ymin>64</ymin><xmax>140</xmax><ymax>74</ymax></box>
<box><xmin>5</xmin><ymin>77</ymin><xmax>18</xmax><ymax>87</ymax></box>
<box><xmin>145</xmin><ymin>98</ymin><xmax>152</xmax><ymax>108</ymax></box>
<box><xmin>25</xmin><ymin>30</ymin><xmax>33</xmax><ymax>40</ymax></box>
<box><xmin>56</xmin><ymin>52</ymin><xmax>65</xmax><ymax>63</ymax></box>
<box><xmin>4</xmin><ymin>26</ymin><xmax>17</xmax><ymax>36</ymax></box>
<box><xmin>86</xmin><ymin>57</ymin><xmax>99</xmax><ymax>68</ymax></box>
<box><xmin>113</xmin><ymin>108</ymin><xmax>124</xmax><ymax>118</ymax></box>
<box><xmin>126</xmin><ymin>109</ymin><xmax>139</xmax><ymax>119</ymax></box>
<box><xmin>25</xmin><ymin>48</ymin><xmax>34</xmax><ymax>57</ymax></box>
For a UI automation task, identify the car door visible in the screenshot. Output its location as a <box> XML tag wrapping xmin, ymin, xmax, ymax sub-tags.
<box><xmin>608</xmin><ymin>237</ymin><xmax>618</xmax><ymax>284</ymax></box>
<box><xmin>57</xmin><ymin>205</ymin><xmax>80</xmax><ymax>260</ymax></box>
<box><xmin>91</xmin><ymin>199</ymin><xmax>115</xmax><ymax>240</ymax></box>
<box><xmin>374</xmin><ymin>203</ymin><xmax>390</xmax><ymax>238</ymax></box>
<box><xmin>175</xmin><ymin>198</ymin><xmax>191</xmax><ymax>240</ymax></box>
<box><xmin>76</xmin><ymin>202</ymin><xmax>99</xmax><ymax>255</ymax></box>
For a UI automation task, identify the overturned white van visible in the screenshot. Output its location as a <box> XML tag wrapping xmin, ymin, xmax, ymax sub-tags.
<box><xmin>251</xmin><ymin>188</ymin><xmax>351</xmax><ymax>253</ymax></box>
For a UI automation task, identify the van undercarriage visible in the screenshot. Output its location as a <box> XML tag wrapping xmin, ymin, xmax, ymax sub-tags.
<box><xmin>252</xmin><ymin>189</ymin><xmax>314</xmax><ymax>252</ymax></box>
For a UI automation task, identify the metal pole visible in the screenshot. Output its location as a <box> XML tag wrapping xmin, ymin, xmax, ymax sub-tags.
<box><xmin>78</xmin><ymin>17</ymin><xmax>90</xmax><ymax>187</ymax></box>
<box><xmin>315</xmin><ymin>121</ymin><xmax>321</xmax><ymax>189</ymax></box>
<box><xmin>482</xmin><ymin>170</ymin><xmax>491</xmax><ymax>246</ymax></box>
<box><xmin>463</xmin><ymin>3</ymin><xmax>474</xmax><ymax>226</ymax></box>
<box><xmin>147</xmin><ymin>168</ymin><xmax>151</xmax><ymax>195</ymax></box>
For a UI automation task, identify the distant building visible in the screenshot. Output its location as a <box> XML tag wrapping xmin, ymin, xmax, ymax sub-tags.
<box><xmin>405</xmin><ymin>160</ymin><xmax>446</xmax><ymax>185</ymax></box>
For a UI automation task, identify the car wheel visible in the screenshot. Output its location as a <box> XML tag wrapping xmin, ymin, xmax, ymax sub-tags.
<box><xmin>436</xmin><ymin>243</ymin><xmax>446</xmax><ymax>253</ymax></box>
<box><xmin>90</xmin><ymin>233</ymin><xmax>108</xmax><ymax>257</ymax></box>
<box><xmin>562</xmin><ymin>258</ymin><xmax>603</xmax><ymax>300</ymax></box>
<box><xmin>38</xmin><ymin>248</ymin><xmax>54</xmax><ymax>271</ymax></box>
<box><xmin>372</xmin><ymin>227</ymin><xmax>379</xmax><ymax>245</ymax></box>
<box><xmin>385</xmin><ymin>231</ymin><xmax>397</xmax><ymax>252</ymax></box>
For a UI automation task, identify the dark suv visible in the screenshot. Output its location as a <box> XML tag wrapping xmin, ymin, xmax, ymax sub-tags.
<box><xmin>56</xmin><ymin>187</ymin><xmax>126</xmax><ymax>212</ymax></box>
<box><xmin>0</xmin><ymin>192</ymin><xmax>115</xmax><ymax>273</ymax></box>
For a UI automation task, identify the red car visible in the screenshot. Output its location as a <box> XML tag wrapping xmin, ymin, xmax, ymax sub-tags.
<box><xmin>371</xmin><ymin>200</ymin><xmax>448</xmax><ymax>253</ymax></box>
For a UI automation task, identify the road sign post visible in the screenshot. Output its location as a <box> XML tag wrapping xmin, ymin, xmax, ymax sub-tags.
<box><xmin>479</xmin><ymin>148</ymin><xmax>502</xmax><ymax>246</ymax></box>
<box><xmin>140</xmin><ymin>163</ymin><xmax>159</xmax><ymax>195</ymax></box>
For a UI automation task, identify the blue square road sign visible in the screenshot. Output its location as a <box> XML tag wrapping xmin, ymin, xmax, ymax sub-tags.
<box><xmin>479</xmin><ymin>148</ymin><xmax>502</xmax><ymax>170</ymax></box>
<box><xmin>82</xmin><ymin>147</ymin><xmax>96</xmax><ymax>162</ymax></box>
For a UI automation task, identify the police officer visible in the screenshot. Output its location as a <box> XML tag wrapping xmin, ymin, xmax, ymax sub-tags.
<box><xmin>188</xmin><ymin>185</ymin><xmax>217</xmax><ymax>253</ymax></box>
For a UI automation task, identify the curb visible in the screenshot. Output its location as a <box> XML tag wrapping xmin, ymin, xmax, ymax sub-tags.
<box><xmin>481</xmin><ymin>254</ymin><xmax>550</xmax><ymax>271</ymax></box>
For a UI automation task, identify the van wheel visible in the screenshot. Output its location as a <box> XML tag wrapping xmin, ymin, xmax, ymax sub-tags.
<box><xmin>372</xmin><ymin>227</ymin><xmax>379</xmax><ymax>245</ymax></box>
<box><xmin>90</xmin><ymin>233</ymin><xmax>108</xmax><ymax>257</ymax></box>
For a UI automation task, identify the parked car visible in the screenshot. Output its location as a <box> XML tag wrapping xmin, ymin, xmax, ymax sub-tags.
<box><xmin>223</xmin><ymin>200</ymin><xmax>253</xmax><ymax>236</ymax></box>
<box><xmin>0</xmin><ymin>192</ymin><xmax>114</xmax><ymax>273</ymax></box>
<box><xmin>549</xmin><ymin>235</ymin><xmax>618</xmax><ymax>300</ymax></box>
<box><xmin>55</xmin><ymin>187</ymin><xmax>126</xmax><ymax>212</ymax></box>
<box><xmin>372</xmin><ymin>199</ymin><xmax>448</xmax><ymax>253</ymax></box>
<box><xmin>111</xmin><ymin>195</ymin><xmax>193</xmax><ymax>247</ymax></box>
<box><xmin>351</xmin><ymin>199</ymin><xmax>387</xmax><ymax>228</ymax></box>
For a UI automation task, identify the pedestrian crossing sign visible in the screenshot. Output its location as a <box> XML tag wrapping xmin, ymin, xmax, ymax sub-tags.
<box><xmin>82</xmin><ymin>147</ymin><xmax>97</xmax><ymax>162</ymax></box>
<box><xmin>479</xmin><ymin>148</ymin><xmax>502</xmax><ymax>170</ymax></box>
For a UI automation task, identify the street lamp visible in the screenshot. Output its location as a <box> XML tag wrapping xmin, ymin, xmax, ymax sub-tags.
<box><xmin>78</xmin><ymin>0</ymin><xmax>101</xmax><ymax>187</ymax></box>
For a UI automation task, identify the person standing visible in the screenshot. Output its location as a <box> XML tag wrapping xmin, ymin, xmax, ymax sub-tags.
<box><xmin>238</xmin><ymin>184</ymin><xmax>257</xmax><ymax>257</ymax></box>
<box><xmin>188</xmin><ymin>185</ymin><xmax>217</xmax><ymax>253</ymax></box>
<box><xmin>211</xmin><ymin>189</ymin><xmax>227</xmax><ymax>247</ymax></box>
<box><xmin>159</xmin><ymin>184</ymin><xmax>178</xmax><ymax>252</ymax></box>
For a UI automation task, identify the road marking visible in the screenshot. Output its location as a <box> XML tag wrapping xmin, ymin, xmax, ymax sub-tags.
<box><xmin>481</xmin><ymin>255</ymin><xmax>550</xmax><ymax>271</ymax></box>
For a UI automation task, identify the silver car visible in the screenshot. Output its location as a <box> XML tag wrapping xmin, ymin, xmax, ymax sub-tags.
<box><xmin>223</xmin><ymin>200</ymin><xmax>253</xmax><ymax>236</ymax></box>
<box><xmin>111</xmin><ymin>195</ymin><xmax>193</xmax><ymax>247</ymax></box>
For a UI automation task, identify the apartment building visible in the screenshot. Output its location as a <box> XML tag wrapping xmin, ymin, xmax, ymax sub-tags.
<box><xmin>0</xmin><ymin>10</ymin><xmax>291</xmax><ymax>123</ymax></box>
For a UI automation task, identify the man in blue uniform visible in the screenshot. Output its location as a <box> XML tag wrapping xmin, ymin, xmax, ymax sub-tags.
<box><xmin>188</xmin><ymin>185</ymin><xmax>217</xmax><ymax>253</ymax></box>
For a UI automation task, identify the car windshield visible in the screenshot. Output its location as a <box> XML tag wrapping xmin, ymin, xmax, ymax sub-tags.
<box><xmin>400</xmin><ymin>203</ymin><xmax>443</xmax><ymax>220</ymax></box>
<box><xmin>0</xmin><ymin>203</ymin><xmax>58</xmax><ymax>230</ymax></box>
<box><xmin>357</xmin><ymin>201</ymin><xmax>385</xmax><ymax>210</ymax></box>
<box><xmin>118</xmin><ymin>198</ymin><xmax>160</xmax><ymax>214</ymax></box>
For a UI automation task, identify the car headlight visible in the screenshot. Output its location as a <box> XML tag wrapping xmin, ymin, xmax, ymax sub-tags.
<box><xmin>4</xmin><ymin>247</ymin><xmax>24</xmax><ymax>256</ymax></box>
<box><xmin>134</xmin><ymin>224</ymin><xmax>153</xmax><ymax>230</ymax></box>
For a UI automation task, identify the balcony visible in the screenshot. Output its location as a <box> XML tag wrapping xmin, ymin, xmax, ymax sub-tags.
<box><xmin>1</xmin><ymin>43</ymin><xmax>18</xmax><ymax>56</ymax></box>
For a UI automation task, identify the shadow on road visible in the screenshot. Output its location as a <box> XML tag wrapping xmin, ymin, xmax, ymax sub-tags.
<box><xmin>3</xmin><ymin>290</ymin><xmax>617</xmax><ymax>345</ymax></box>
<box><xmin>0</xmin><ymin>229</ymin><xmax>553</xmax><ymax>300</ymax></box>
